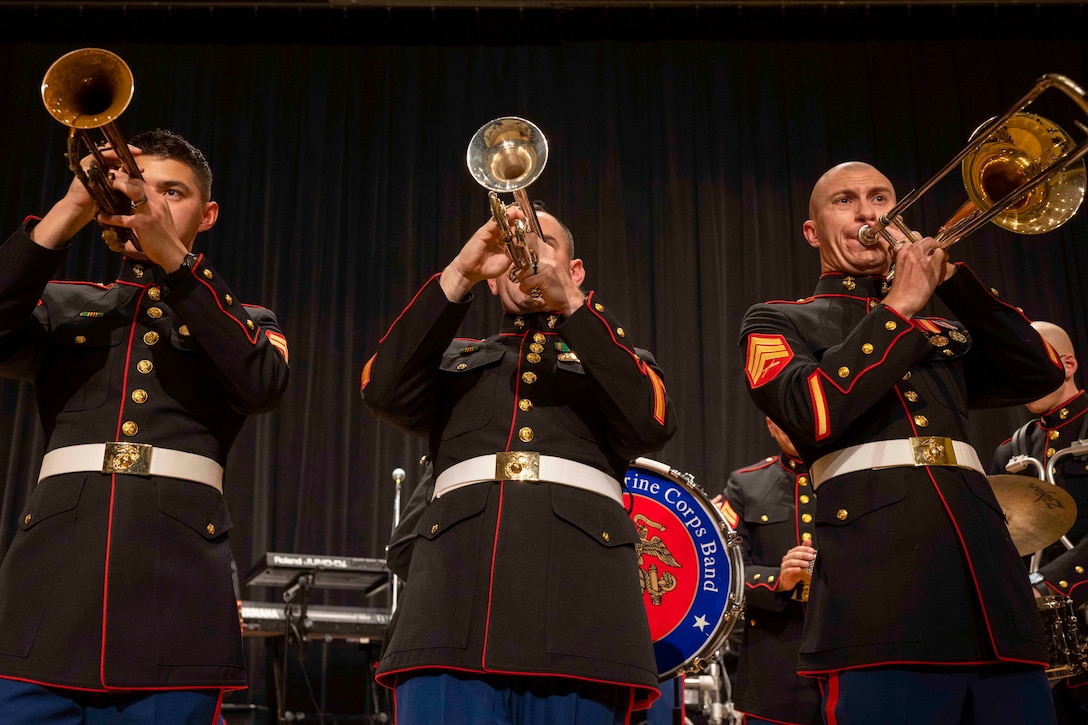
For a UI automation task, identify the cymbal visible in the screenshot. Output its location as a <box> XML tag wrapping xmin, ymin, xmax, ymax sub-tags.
<box><xmin>988</xmin><ymin>474</ymin><xmax>1077</xmax><ymax>556</ymax></box>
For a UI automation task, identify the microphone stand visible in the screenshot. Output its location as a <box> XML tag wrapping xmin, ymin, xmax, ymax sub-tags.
<box><xmin>278</xmin><ymin>571</ymin><xmax>315</xmax><ymax>725</ymax></box>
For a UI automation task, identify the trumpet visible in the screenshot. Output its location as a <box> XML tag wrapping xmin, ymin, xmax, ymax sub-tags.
<box><xmin>860</xmin><ymin>74</ymin><xmax>1088</xmax><ymax>251</ymax></box>
<box><xmin>41</xmin><ymin>48</ymin><xmax>144</xmax><ymax>253</ymax></box>
<box><xmin>466</xmin><ymin>117</ymin><xmax>549</xmax><ymax>281</ymax></box>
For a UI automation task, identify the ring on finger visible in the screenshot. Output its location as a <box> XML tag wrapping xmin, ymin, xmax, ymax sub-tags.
<box><xmin>131</xmin><ymin>195</ymin><xmax>148</xmax><ymax>209</ymax></box>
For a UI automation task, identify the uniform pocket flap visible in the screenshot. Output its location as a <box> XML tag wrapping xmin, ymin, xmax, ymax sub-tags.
<box><xmin>416</xmin><ymin>482</ymin><xmax>490</xmax><ymax>541</ymax></box>
<box><xmin>21</xmin><ymin>477</ymin><xmax>86</xmax><ymax>530</ymax></box>
<box><xmin>815</xmin><ymin>479</ymin><xmax>905</xmax><ymax>526</ymax></box>
<box><xmin>439</xmin><ymin>346</ymin><xmax>505</xmax><ymax>373</ymax></box>
<box><xmin>552</xmin><ymin>485</ymin><xmax>638</xmax><ymax>548</ymax></box>
<box><xmin>743</xmin><ymin>502</ymin><xmax>792</xmax><ymax>525</ymax></box>
<box><xmin>157</xmin><ymin>479</ymin><xmax>233</xmax><ymax>539</ymax></box>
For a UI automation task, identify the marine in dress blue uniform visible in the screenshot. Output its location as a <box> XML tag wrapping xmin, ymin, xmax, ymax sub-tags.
<box><xmin>361</xmin><ymin>204</ymin><xmax>676</xmax><ymax>723</ymax></box>
<box><xmin>990</xmin><ymin>321</ymin><xmax>1088</xmax><ymax>722</ymax></box>
<box><xmin>740</xmin><ymin>162</ymin><xmax>1064</xmax><ymax>724</ymax></box>
<box><xmin>0</xmin><ymin>131</ymin><xmax>289</xmax><ymax>723</ymax></box>
<box><xmin>718</xmin><ymin>417</ymin><xmax>822</xmax><ymax>725</ymax></box>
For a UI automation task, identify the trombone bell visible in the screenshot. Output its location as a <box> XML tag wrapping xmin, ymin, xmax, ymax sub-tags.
<box><xmin>962</xmin><ymin>112</ymin><xmax>1086</xmax><ymax>235</ymax></box>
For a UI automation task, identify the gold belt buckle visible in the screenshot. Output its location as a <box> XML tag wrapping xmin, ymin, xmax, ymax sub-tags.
<box><xmin>102</xmin><ymin>442</ymin><xmax>153</xmax><ymax>475</ymax></box>
<box><xmin>909</xmin><ymin>436</ymin><xmax>958</xmax><ymax>467</ymax></box>
<box><xmin>495</xmin><ymin>451</ymin><xmax>540</xmax><ymax>481</ymax></box>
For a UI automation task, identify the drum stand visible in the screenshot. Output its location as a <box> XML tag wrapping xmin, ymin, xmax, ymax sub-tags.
<box><xmin>683</xmin><ymin>654</ymin><xmax>740</xmax><ymax>725</ymax></box>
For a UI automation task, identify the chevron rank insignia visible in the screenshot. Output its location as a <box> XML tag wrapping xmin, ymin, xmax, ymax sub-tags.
<box><xmin>745</xmin><ymin>334</ymin><xmax>794</xmax><ymax>388</ymax></box>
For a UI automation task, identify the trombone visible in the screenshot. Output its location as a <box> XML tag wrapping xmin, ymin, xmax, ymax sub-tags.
<box><xmin>466</xmin><ymin>116</ymin><xmax>549</xmax><ymax>281</ymax></box>
<box><xmin>41</xmin><ymin>48</ymin><xmax>144</xmax><ymax>253</ymax></box>
<box><xmin>860</xmin><ymin>74</ymin><xmax>1088</xmax><ymax>251</ymax></box>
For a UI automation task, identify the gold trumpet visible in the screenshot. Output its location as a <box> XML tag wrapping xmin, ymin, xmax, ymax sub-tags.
<box><xmin>466</xmin><ymin>116</ymin><xmax>549</xmax><ymax>281</ymax></box>
<box><xmin>41</xmin><ymin>48</ymin><xmax>144</xmax><ymax>253</ymax></box>
<box><xmin>861</xmin><ymin>74</ymin><xmax>1088</xmax><ymax>251</ymax></box>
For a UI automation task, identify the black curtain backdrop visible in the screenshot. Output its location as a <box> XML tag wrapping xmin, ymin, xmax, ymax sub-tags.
<box><xmin>2</xmin><ymin>2</ymin><xmax>1088</xmax><ymax>713</ymax></box>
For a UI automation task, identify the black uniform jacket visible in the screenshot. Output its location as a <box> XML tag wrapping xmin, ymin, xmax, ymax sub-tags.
<box><xmin>0</xmin><ymin>223</ymin><xmax>289</xmax><ymax>690</ymax></box>
<box><xmin>361</xmin><ymin>275</ymin><xmax>677</xmax><ymax>707</ymax></box>
<box><xmin>991</xmin><ymin>390</ymin><xmax>1088</xmax><ymax>607</ymax></box>
<box><xmin>721</xmin><ymin>453</ymin><xmax>822</xmax><ymax>725</ymax></box>
<box><xmin>740</xmin><ymin>267</ymin><xmax>1064</xmax><ymax>675</ymax></box>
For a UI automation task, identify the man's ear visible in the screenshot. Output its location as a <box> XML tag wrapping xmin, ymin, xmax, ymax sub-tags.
<box><xmin>802</xmin><ymin>220</ymin><xmax>820</xmax><ymax>249</ymax></box>
<box><xmin>570</xmin><ymin>259</ymin><xmax>585</xmax><ymax>287</ymax></box>
<box><xmin>487</xmin><ymin>278</ymin><xmax>499</xmax><ymax>296</ymax></box>
<box><xmin>199</xmin><ymin>201</ymin><xmax>219</xmax><ymax>233</ymax></box>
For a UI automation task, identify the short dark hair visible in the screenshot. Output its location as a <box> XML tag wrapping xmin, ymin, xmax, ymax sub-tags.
<box><xmin>531</xmin><ymin>200</ymin><xmax>575</xmax><ymax>256</ymax></box>
<box><xmin>129</xmin><ymin>129</ymin><xmax>213</xmax><ymax>202</ymax></box>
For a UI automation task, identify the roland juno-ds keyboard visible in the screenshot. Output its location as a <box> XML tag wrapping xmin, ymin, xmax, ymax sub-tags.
<box><xmin>245</xmin><ymin>552</ymin><xmax>389</xmax><ymax>593</ymax></box>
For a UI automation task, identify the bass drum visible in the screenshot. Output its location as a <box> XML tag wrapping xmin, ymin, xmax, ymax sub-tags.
<box><xmin>625</xmin><ymin>458</ymin><xmax>745</xmax><ymax>680</ymax></box>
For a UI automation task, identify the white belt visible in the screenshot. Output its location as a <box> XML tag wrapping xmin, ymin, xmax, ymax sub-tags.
<box><xmin>433</xmin><ymin>452</ymin><xmax>623</xmax><ymax>505</ymax></box>
<box><xmin>39</xmin><ymin>443</ymin><xmax>224</xmax><ymax>493</ymax></box>
<box><xmin>810</xmin><ymin>437</ymin><xmax>984</xmax><ymax>491</ymax></box>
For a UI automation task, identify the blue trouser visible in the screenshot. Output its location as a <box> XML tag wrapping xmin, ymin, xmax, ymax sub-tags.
<box><xmin>393</xmin><ymin>670</ymin><xmax>637</xmax><ymax>725</ymax></box>
<box><xmin>0</xmin><ymin>678</ymin><xmax>224</xmax><ymax>724</ymax></box>
<box><xmin>824</xmin><ymin>667</ymin><xmax>1057</xmax><ymax>725</ymax></box>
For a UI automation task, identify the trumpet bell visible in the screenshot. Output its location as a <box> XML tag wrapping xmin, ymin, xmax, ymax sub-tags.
<box><xmin>962</xmin><ymin>112</ymin><xmax>1086</xmax><ymax>235</ymax></box>
<box><xmin>41</xmin><ymin>48</ymin><xmax>134</xmax><ymax>130</ymax></box>
<box><xmin>467</xmin><ymin>116</ymin><xmax>548</xmax><ymax>193</ymax></box>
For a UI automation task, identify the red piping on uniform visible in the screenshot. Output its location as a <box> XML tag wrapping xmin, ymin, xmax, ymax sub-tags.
<box><xmin>824</xmin><ymin>672</ymin><xmax>839</xmax><ymax>725</ymax></box>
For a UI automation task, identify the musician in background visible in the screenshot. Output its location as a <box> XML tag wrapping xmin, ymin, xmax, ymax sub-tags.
<box><xmin>716</xmin><ymin>417</ymin><xmax>821</xmax><ymax>725</ymax></box>
<box><xmin>740</xmin><ymin>161</ymin><xmax>1063</xmax><ymax>724</ymax></box>
<box><xmin>361</xmin><ymin>200</ymin><xmax>676</xmax><ymax>723</ymax></box>
<box><xmin>990</xmin><ymin>320</ymin><xmax>1088</xmax><ymax>723</ymax></box>
<box><xmin>0</xmin><ymin>129</ymin><xmax>290</xmax><ymax>723</ymax></box>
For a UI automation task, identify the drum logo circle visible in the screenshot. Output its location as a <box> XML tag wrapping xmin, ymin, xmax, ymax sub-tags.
<box><xmin>625</xmin><ymin>465</ymin><xmax>733</xmax><ymax>676</ymax></box>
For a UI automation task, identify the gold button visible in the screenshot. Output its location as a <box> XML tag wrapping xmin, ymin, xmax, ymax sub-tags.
<box><xmin>143</xmin><ymin>331</ymin><xmax>159</xmax><ymax>346</ymax></box>
<box><xmin>121</xmin><ymin>421</ymin><xmax>139</xmax><ymax>437</ymax></box>
<box><xmin>862</xmin><ymin>343</ymin><xmax>874</xmax><ymax>354</ymax></box>
<box><xmin>942</xmin><ymin>348</ymin><xmax>954</xmax><ymax>357</ymax></box>
<box><xmin>1077</xmin><ymin>566</ymin><xmax>1085</xmax><ymax>574</ymax></box>
<box><xmin>530</xmin><ymin>343</ymin><xmax>544</xmax><ymax>353</ymax></box>
<box><xmin>519</xmin><ymin>427</ymin><xmax>534</xmax><ymax>442</ymax></box>
<box><xmin>430</xmin><ymin>523</ymin><xmax>439</xmax><ymax>535</ymax></box>
<box><xmin>798</xmin><ymin>476</ymin><xmax>808</xmax><ymax>486</ymax></box>
<box><xmin>23</xmin><ymin>514</ymin><xmax>31</xmax><ymax>525</ymax></box>
<box><xmin>905</xmin><ymin>391</ymin><xmax>919</xmax><ymax>402</ymax></box>
<box><xmin>456</xmin><ymin>363</ymin><xmax>468</xmax><ymax>370</ymax></box>
<box><xmin>753</xmin><ymin>573</ymin><xmax>761</xmax><ymax>580</ymax></box>
<box><xmin>902</xmin><ymin>371</ymin><xmax>911</xmax><ymax>381</ymax></box>
<box><xmin>224</xmin><ymin>294</ymin><xmax>233</xmax><ymax>306</ymax></box>
<box><xmin>802</xmin><ymin>532</ymin><xmax>813</xmax><ymax>541</ymax></box>
<box><xmin>801</xmin><ymin>513</ymin><xmax>813</xmax><ymax>523</ymax></box>
<box><xmin>768</xmin><ymin>575</ymin><xmax>775</xmax><ymax>582</ymax></box>
<box><xmin>178</xmin><ymin>325</ymin><xmax>190</xmax><ymax>336</ymax></box>
<box><xmin>522</xmin><ymin>372</ymin><xmax>537</xmax><ymax>384</ymax></box>
<box><xmin>1047</xmin><ymin>447</ymin><xmax>1057</xmax><ymax>457</ymax></box>
<box><xmin>131</xmin><ymin>389</ymin><xmax>148</xmax><ymax>404</ymax></box>
<box><xmin>533</xmin><ymin>333</ymin><xmax>546</xmax><ymax>343</ymax></box>
<box><xmin>1048</xmin><ymin>430</ymin><xmax>1060</xmax><ymax>440</ymax></box>
<box><xmin>800</xmin><ymin>495</ymin><xmax>810</xmax><ymax>504</ymax></box>
<box><xmin>147</xmin><ymin>287</ymin><xmax>161</xmax><ymax>301</ymax></box>
<box><xmin>137</xmin><ymin>359</ymin><xmax>153</xmax><ymax>374</ymax></box>
<box><xmin>518</xmin><ymin>399</ymin><xmax>532</xmax><ymax>412</ymax></box>
<box><xmin>914</xmin><ymin>415</ymin><xmax>929</xmax><ymax>427</ymax></box>
<box><xmin>929</xmin><ymin>335</ymin><xmax>949</xmax><ymax>348</ymax></box>
<box><xmin>1060</xmin><ymin>580</ymin><xmax>1069</xmax><ymax>588</ymax></box>
<box><xmin>203</xmin><ymin>269</ymin><xmax>214</xmax><ymax>280</ymax></box>
<box><xmin>616</xmin><ymin>327</ymin><xmax>625</xmax><ymax>338</ymax></box>
<box><xmin>836</xmin><ymin>509</ymin><xmax>848</xmax><ymax>520</ymax></box>
<box><xmin>594</xmin><ymin>303</ymin><xmax>604</xmax><ymax>312</ymax></box>
<box><xmin>147</xmin><ymin>306</ymin><xmax>163</xmax><ymax>319</ymax></box>
<box><xmin>602</xmin><ymin>532</ymin><xmax>610</xmax><ymax>542</ymax></box>
<box><xmin>206</xmin><ymin>523</ymin><xmax>216</xmax><ymax>535</ymax></box>
<box><xmin>990</xmin><ymin>287</ymin><xmax>1000</xmax><ymax>297</ymax></box>
<box><xmin>526</xmin><ymin>353</ymin><xmax>541</xmax><ymax>364</ymax></box>
<box><xmin>760</xmin><ymin>514</ymin><xmax>769</xmax><ymax>522</ymax></box>
<box><xmin>74</xmin><ymin>335</ymin><xmax>87</xmax><ymax>344</ymax></box>
<box><xmin>837</xmin><ymin>366</ymin><xmax>850</xmax><ymax>378</ymax></box>
<box><xmin>247</xmin><ymin>319</ymin><xmax>255</xmax><ymax>330</ymax></box>
<box><xmin>885</xmin><ymin>321</ymin><xmax>897</xmax><ymax>331</ymax></box>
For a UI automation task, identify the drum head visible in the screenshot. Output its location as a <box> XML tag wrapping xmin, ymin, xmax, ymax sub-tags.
<box><xmin>625</xmin><ymin>458</ymin><xmax>744</xmax><ymax>680</ymax></box>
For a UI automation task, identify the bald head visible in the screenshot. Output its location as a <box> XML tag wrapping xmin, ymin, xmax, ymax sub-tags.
<box><xmin>1032</xmin><ymin>320</ymin><xmax>1075</xmax><ymax>359</ymax></box>
<box><xmin>808</xmin><ymin>161</ymin><xmax>892</xmax><ymax>219</ymax></box>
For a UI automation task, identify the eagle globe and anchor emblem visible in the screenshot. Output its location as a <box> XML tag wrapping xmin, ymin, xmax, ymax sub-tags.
<box><xmin>624</xmin><ymin>458</ymin><xmax>744</xmax><ymax>678</ymax></box>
